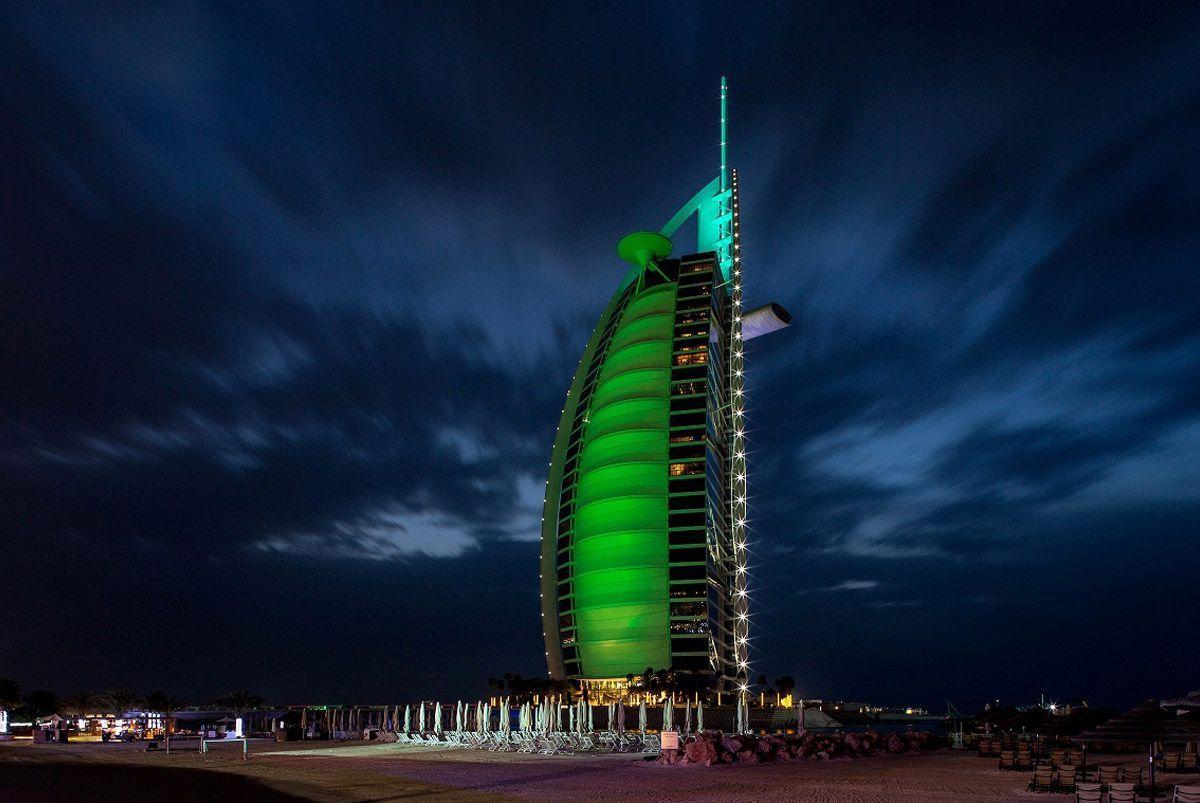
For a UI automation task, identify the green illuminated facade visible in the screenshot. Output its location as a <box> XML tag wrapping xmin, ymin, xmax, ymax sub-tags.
<box><xmin>540</xmin><ymin>79</ymin><xmax>788</xmax><ymax>691</ymax></box>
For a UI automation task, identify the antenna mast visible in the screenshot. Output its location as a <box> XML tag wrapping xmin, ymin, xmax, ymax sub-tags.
<box><xmin>719</xmin><ymin>76</ymin><xmax>728</xmax><ymax>191</ymax></box>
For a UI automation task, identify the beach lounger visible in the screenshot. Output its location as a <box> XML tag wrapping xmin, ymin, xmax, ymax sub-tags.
<box><xmin>1099</xmin><ymin>766</ymin><xmax>1120</xmax><ymax>787</ymax></box>
<box><xmin>1075</xmin><ymin>781</ymin><xmax>1102</xmax><ymax>802</ymax></box>
<box><xmin>1030</xmin><ymin>766</ymin><xmax>1056</xmax><ymax>792</ymax></box>
<box><xmin>642</xmin><ymin>734</ymin><xmax>661</xmax><ymax>755</ymax></box>
<box><xmin>1164</xmin><ymin>752</ymin><xmax>1183</xmax><ymax>771</ymax></box>
<box><xmin>537</xmin><ymin>734</ymin><xmax>566</xmax><ymax>755</ymax></box>
<box><xmin>1174</xmin><ymin>785</ymin><xmax>1200</xmax><ymax>803</ymax></box>
<box><xmin>999</xmin><ymin>749</ymin><xmax>1016</xmax><ymax>770</ymax></box>
<box><xmin>1051</xmin><ymin>749</ymin><xmax>1068</xmax><ymax>767</ymax></box>
<box><xmin>1121</xmin><ymin>766</ymin><xmax>1142</xmax><ymax>786</ymax></box>
<box><xmin>978</xmin><ymin>738</ymin><xmax>993</xmax><ymax>757</ymax></box>
<box><xmin>1058</xmin><ymin>765</ymin><xmax>1077</xmax><ymax>793</ymax></box>
<box><xmin>1108</xmin><ymin>782</ymin><xmax>1136</xmax><ymax>803</ymax></box>
<box><xmin>1017</xmin><ymin>744</ymin><xmax>1034</xmax><ymax>769</ymax></box>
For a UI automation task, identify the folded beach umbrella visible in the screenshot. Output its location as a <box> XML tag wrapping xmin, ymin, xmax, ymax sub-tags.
<box><xmin>403</xmin><ymin>705</ymin><xmax>410</xmax><ymax>734</ymax></box>
<box><xmin>663</xmin><ymin>697</ymin><xmax>674</xmax><ymax>732</ymax></box>
<box><xmin>476</xmin><ymin>701</ymin><xmax>483</xmax><ymax>733</ymax></box>
<box><xmin>556</xmin><ymin>699</ymin><xmax>563</xmax><ymax>732</ymax></box>
<box><xmin>435</xmin><ymin>702</ymin><xmax>443</xmax><ymax>734</ymax></box>
<box><xmin>697</xmin><ymin>700</ymin><xmax>703</xmax><ymax>732</ymax></box>
<box><xmin>617</xmin><ymin>701</ymin><xmax>625</xmax><ymax>736</ymax></box>
<box><xmin>735</xmin><ymin>695</ymin><xmax>743</xmax><ymax>734</ymax></box>
<box><xmin>588</xmin><ymin>701</ymin><xmax>594</xmax><ymax>733</ymax></box>
<box><xmin>418</xmin><ymin>702</ymin><xmax>426</xmax><ymax>734</ymax></box>
<box><xmin>684</xmin><ymin>700</ymin><xmax>691</xmax><ymax>734</ymax></box>
<box><xmin>638</xmin><ymin>701</ymin><xmax>647</xmax><ymax>733</ymax></box>
<box><xmin>483</xmin><ymin>703</ymin><xmax>491</xmax><ymax>734</ymax></box>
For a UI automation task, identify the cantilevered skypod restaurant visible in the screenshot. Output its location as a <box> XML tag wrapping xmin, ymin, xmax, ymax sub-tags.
<box><xmin>539</xmin><ymin>78</ymin><xmax>790</xmax><ymax>698</ymax></box>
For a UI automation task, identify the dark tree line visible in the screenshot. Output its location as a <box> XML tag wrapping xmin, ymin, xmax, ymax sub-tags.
<box><xmin>0</xmin><ymin>678</ymin><xmax>265</xmax><ymax>721</ymax></box>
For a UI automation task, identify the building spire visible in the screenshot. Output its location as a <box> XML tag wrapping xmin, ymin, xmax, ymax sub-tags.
<box><xmin>719</xmin><ymin>76</ymin><xmax>728</xmax><ymax>192</ymax></box>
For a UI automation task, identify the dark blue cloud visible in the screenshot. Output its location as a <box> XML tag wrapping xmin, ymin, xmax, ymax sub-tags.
<box><xmin>1</xmin><ymin>2</ymin><xmax>1198</xmax><ymax>708</ymax></box>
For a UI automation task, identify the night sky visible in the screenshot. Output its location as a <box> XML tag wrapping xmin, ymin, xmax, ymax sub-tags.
<box><xmin>3</xmin><ymin>3</ymin><xmax>1198</xmax><ymax>710</ymax></box>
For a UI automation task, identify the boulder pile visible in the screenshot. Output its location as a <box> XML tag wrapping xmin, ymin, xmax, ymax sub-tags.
<box><xmin>659</xmin><ymin>729</ymin><xmax>948</xmax><ymax>766</ymax></box>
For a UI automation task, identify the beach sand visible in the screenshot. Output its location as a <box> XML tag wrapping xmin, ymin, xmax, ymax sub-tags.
<box><xmin>0</xmin><ymin>738</ymin><xmax>1158</xmax><ymax>801</ymax></box>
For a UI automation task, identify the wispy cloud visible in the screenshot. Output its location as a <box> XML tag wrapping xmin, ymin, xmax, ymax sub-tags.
<box><xmin>799</xmin><ymin>579</ymin><xmax>881</xmax><ymax>594</ymax></box>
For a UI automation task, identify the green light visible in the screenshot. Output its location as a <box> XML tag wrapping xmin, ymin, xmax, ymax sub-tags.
<box><xmin>571</xmin><ymin>282</ymin><xmax>675</xmax><ymax>677</ymax></box>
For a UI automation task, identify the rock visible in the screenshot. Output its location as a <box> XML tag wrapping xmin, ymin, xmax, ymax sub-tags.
<box><xmin>685</xmin><ymin>739</ymin><xmax>719</xmax><ymax>767</ymax></box>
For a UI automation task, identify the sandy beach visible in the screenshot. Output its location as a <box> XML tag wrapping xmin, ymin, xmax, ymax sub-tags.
<box><xmin>2</xmin><ymin>738</ymin><xmax>1162</xmax><ymax>802</ymax></box>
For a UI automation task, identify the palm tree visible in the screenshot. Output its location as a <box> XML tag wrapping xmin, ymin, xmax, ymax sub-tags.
<box><xmin>214</xmin><ymin>691</ymin><xmax>264</xmax><ymax>734</ymax></box>
<box><xmin>774</xmin><ymin>676</ymin><xmax>796</xmax><ymax>705</ymax></box>
<box><xmin>144</xmin><ymin>691</ymin><xmax>186</xmax><ymax>753</ymax></box>
<box><xmin>103</xmin><ymin>688</ymin><xmax>142</xmax><ymax>717</ymax></box>
<box><xmin>62</xmin><ymin>692</ymin><xmax>97</xmax><ymax>724</ymax></box>
<box><xmin>0</xmin><ymin>678</ymin><xmax>20</xmax><ymax>714</ymax></box>
<box><xmin>143</xmin><ymin>690</ymin><xmax>185</xmax><ymax>716</ymax></box>
<box><xmin>25</xmin><ymin>690</ymin><xmax>61</xmax><ymax>723</ymax></box>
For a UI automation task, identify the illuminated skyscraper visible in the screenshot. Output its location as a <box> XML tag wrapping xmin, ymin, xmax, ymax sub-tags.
<box><xmin>539</xmin><ymin>79</ymin><xmax>789</xmax><ymax>694</ymax></box>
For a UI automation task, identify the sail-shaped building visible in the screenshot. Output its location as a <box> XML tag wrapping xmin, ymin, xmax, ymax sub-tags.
<box><xmin>539</xmin><ymin>79</ymin><xmax>790</xmax><ymax>695</ymax></box>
